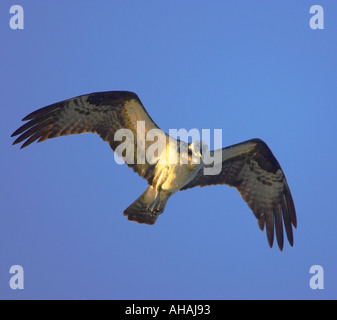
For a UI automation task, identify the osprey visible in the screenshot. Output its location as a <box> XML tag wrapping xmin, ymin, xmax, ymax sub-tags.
<box><xmin>11</xmin><ymin>91</ymin><xmax>297</xmax><ymax>251</ymax></box>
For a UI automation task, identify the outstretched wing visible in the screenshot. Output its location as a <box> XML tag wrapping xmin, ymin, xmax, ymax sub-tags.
<box><xmin>11</xmin><ymin>91</ymin><xmax>167</xmax><ymax>184</ymax></box>
<box><xmin>181</xmin><ymin>138</ymin><xmax>297</xmax><ymax>251</ymax></box>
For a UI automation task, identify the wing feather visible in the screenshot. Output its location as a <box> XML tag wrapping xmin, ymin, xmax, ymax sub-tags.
<box><xmin>274</xmin><ymin>204</ymin><xmax>284</xmax><ymax>251</ymax></box>
<box><xmin>265</xmin><ymin>209</ymin><xmax>274</xmax><ymax>249</ymax></box>
<box><xmin>281</xmin><ymin>194</ymin><xmax>294</xmax><ymax>246</ymax></box>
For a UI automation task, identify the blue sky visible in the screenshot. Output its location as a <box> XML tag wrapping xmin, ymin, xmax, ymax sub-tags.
<box><xmin>1</xmin><ymin>1</ymin><xmax>336</xmax><ymax>299</ymax></box>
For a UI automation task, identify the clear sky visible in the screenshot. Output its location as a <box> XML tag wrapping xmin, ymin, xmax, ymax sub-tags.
<box><xmin>1</xmin><ymin>0</ymin><xmax>336</xmax><ymax>300</ymax></box>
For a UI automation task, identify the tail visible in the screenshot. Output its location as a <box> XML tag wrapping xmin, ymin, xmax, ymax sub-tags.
<box><xmin>123</xmin><ymin>187</ymin><xmax>169</xmax><ymax>225</ymax></box>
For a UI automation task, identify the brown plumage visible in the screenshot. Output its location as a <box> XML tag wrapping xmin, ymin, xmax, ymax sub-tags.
<box><xmin>12</xmin><ymin>91</ymin><xmax>297</xmax><ymax>250</ymax></box>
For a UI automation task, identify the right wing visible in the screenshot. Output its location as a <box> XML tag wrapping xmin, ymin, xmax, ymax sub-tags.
<box><xmin>11</xmin><ymin>91</ymin><xmax>168</xmax><ymax>184</ymax></box>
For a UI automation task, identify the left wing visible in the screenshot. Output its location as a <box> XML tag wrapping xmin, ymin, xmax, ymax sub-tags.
<box><xmin>181</xmin><ymin>138</ymin><xmax>297</xmax><ymax>251</ymax></box>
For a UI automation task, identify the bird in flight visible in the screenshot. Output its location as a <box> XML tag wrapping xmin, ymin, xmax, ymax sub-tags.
<box><xmin>12</xmin><ymin>91</ymin><xmax>297</xmax><ymax>250</ymax></box>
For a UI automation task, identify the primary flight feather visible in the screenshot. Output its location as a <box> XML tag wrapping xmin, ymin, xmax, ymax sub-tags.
<box><xmin>11</xmin><ymin>91</ymin><xmax>297</xmax><ymax>250</ymax></box>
